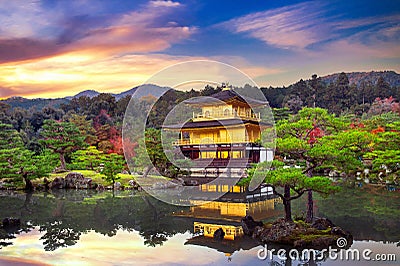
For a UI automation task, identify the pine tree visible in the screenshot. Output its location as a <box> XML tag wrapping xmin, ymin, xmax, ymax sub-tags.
<box><xmin>0</xmin><ymin>123</ymin><xmax>23</xmax><ymax>182</ymax></box>
<box><xmin>0</xmin><ymin>123</ymin><xmax>56</xmax><ymax>190</ymax></box>
<box><xmin>40</xmin><ymin>119</ymin><xmax>86</xmax><ymax>170</ymax></box>
<box><xmin>102</xmin><ymin>153</ymin><xmax>124</xmax><ymax>189</ymax></box>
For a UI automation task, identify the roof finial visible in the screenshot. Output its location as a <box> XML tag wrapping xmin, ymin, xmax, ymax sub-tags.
<box><xmin>221</xmin><ymin>82</ymin><xmax>230</xmax><ymax>91</ymax></box>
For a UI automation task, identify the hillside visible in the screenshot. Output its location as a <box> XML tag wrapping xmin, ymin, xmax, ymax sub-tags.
<box><xmin>1</xmin><ymin>97</ymin><xmax>69</xmax><ymax>110</ymax></box>
<box><xmin>321</xmin><ymin>70</ymin><xmax>400</xmax><ymax>87</ymax></box>
<box><xmin>2</xmin><ymin>71</ymin><xmax>399</xmax><ymax>111</ymax></box>
<box><xmin>65</xmin><ymin>84</ymin><xmax>166</xmax><ymax>100</ymax></box>
<box><xmin>1</xmin><ymin>84</ymin><xmax>168</xmax><ymax>109</ymax></box>
<box><xmin>65</xmin><ymin>90</ymin><xmax>100</xmax><ymax>100</ymax></box>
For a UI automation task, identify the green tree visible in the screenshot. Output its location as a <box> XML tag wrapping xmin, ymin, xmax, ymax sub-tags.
<box><xmin>365</xmin><ymin>120</ymin><xmax>400</xmax><ymax>183</ymax></box>
<box><xmin>0</xmin><ymin>123</ymin><xmax>57</xmax><ymax>190</ymax></box>
<box><xmin>275</xmin><ymin>108</ymin><xmax>345</xmax><ymax>222</ymax></box>
<box><xmin>134</xmin><ymin>128</ymin><xmax>169</xmax><ymax>177</ymax></box>
<box><xmin>0</xmin><ymin>123</ymin><xmax>24</xmax><ymax>182</ymax></box>
<box><xmin>102</xmin><ymin>153</ymin><xmax>124</xmax><ymax>188</ymax></box>
<box><xmin>89</xmin><ymin>93</ymin><xmax>116</xmax><ymax>118</ymax></box>
<box><xmin>68</xmin><ymin>114</ymin><xmax>98</xmax><ymax>145</ymax></box>
<box><xmin>18</xmin><ymin>149</ymin><xmax>58</xmax><ymax>191</ymax></box>
<box><xmin>246</xmin><ymin>161</ymin><xmax>338</xmax><ymax>222</ymax></box>
<box><xmin>40</xmin><ymin>120</ymin><xmax>86</xmax><ymax>170</ymax></box>
<box><xmin>71</xmin><ymin>146</ymin><xmax>104</xmax><ymax>170</ymax></box>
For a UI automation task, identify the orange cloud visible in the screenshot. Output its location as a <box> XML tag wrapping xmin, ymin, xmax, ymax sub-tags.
<box><xmin>0</xmin><ymin>52</ymin><xmax>281</xmax><ymax>99</ymax></box>
<box><xmin>0</xmin><ymin>0</ymin><xmax>200</xmax><ymax>98</ymax></box>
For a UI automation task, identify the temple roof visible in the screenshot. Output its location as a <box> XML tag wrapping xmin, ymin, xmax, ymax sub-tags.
<box><xmin>163</xmin><ymin>118</ymin><xmax>270</xmax><ymax>130</ymax></box>
<box><xmin>184</xmin><ymin>235</ymin><xmax>258</xmax><ymax>254</ymax></box>
<box><xmin>183</xmin><ymin>89</ymin><xmax>267</xmax><ymax>107</ymax></box>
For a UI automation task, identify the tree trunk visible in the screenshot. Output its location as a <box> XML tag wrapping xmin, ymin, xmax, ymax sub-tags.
<box><xmin>306</xmin><ymin>161</ymin><xmax>314</xmax><ymax>223</ymax></box>
<box><xmin>143</xmin><ymin>165</ymin><xmax>153</xmax><ymax>178</ymax></box>
<box><xmin>23</xmin><ymin>173</ymin><xmax>34</xmax><ymax>192</ymax></box>
<box><xmin>20</xmin><ymin>192</ymin><xmax>33</xmax><ymax>216</ymax></box>
<box><xmin>306</xmin><ymin>189</ymin><xmax>313</xmax><ymax>223</ymax></box>
<box><xmin>59</xmin><ymin>153</ymin><xmax>67</xmax><ymax>170</ymax></box>
<box><xmin>283</xmin><ymin>185</ymin><xmax>292</xmax><ymax>222</ymax></box>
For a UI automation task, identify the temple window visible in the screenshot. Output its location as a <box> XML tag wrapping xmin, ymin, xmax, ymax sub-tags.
<box><xmin>224</xmin><ymin>108</ymin><xmax>230</xmax><ymax>116</ymax></box>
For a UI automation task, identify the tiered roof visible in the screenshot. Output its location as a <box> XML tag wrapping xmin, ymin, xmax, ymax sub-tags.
<box><xmin>183</xmin><ymin>89</ymin><xmax>267</xmax><ymax>107</ymax></box>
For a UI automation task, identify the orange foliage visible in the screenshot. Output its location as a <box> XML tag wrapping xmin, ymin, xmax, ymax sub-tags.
<box><xmin>371</xmin><ymin>126</ymin><xmax>385</xmax><ymax>134</ymax></box>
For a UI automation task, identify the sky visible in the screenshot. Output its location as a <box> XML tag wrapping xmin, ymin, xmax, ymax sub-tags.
<box><xmin>0</xmin><ymin>0</ymin><xmax>399</xmax><ymax>99</ymax></box>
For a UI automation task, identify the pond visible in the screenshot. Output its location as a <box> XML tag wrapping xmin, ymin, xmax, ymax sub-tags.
<box><xmin>0</xmin><ymin>186</ymin><xmax>399</xmax><ymax>265</ymax></box>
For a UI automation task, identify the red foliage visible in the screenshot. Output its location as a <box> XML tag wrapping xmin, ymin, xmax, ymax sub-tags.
<box><xmin>109</xmin><ymin>135</ymin><xmax>123</xmax><ymax>154</ymax></box>
<box><xmin>369</xmin><ymin>96</ymin><xmax>400</xmax><ymax>116</ymax></box>
<box><xmin>371</xmin><ymin>126</ymin><xmax>385</xmax><ymax>134</ymax></box>
<box><xmin>93</xmin><ymin>109</ymin><xmax>111</xmax><ymax>130</ymax></box>
<box><xmin>92</xmin><ymin>109</ymin><xmax>125</xmax><ymax>154</ymax></box>
<box><xmin>308</xmin><ymin>126</ymin><xmax>324</xmax><ymax>144</ymax></box>
<box><xmin>350</xmin><ymin>120</ymin><xmax>365</xmax><ymax>129</ymax></box>
<box><xmin>123</xmin><ymin>139</ymin><xmax>138</xmax><ymax>158</ymax></box>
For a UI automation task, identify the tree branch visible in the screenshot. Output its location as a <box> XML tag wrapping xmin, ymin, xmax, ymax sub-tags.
<box><xmin>289</xmin><ymin>188</ymin><xmax>306</xmax><ymax>200</ymax></box>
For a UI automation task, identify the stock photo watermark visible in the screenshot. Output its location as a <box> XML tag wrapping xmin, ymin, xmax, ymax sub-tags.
<box><xmin>257</xmin><ymin>237</ymin><xmax>397</xmax><ymax>263</ymax></box>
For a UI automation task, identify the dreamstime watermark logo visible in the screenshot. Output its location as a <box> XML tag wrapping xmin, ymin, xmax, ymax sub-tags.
<box><xmin>257</xmin><ymin>238</ymin><xmax>397</xmax><ymax>263</ymax></box>
<box><xmin>122</xmin><ymin>60</ymin><xmax>276</xmax><ymax>206</ymax></box>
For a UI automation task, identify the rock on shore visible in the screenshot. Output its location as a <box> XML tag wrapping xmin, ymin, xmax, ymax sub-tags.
<box><xmin>51</xmin><ymin>172</ymin><xmax>94</xmax><ymax>189</ymax></box>
<box><xmin>242</xmin><ymin>216</ymin><xmax>353</xmax><ymax>249</ymax></box>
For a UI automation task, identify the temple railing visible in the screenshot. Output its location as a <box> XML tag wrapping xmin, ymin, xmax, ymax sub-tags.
<box><xmin>192</xmin><ymin>111</ymin><xmax>260</xmax><ymax>121</ymax></box>
<box><xmin>173</xmin><ymin>138</ymin><xmax>254</xmax><ymax>146</ymax></box>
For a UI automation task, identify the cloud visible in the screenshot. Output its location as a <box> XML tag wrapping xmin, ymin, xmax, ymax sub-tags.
<box><xmin>211</xmin><ymin>55</ymin><xmax>282</xmax><ymax>78</ymax></box>
<box><xmin>0</xmin><ymin>0</ymin><xmax>193</xmax><ymax>64</ymax></box>
<box><xmin>0</xmin><ymin>1</ymin><xmax>59</xmax><ymax>39</ymax></box>
<box><xmin>0</xmin><ymin>53</ymin><xmax>196</xmax><ymax>98</ymax></box>
<box><xmin>149</xmin><ymin>0</ymin><xmax>181</xmax><ymax>8</ymax></box>
<box><xmin>220</xmin><ymin>1</ymin><xmax>400</xmax><ymax>55</ymax></box>
<box><xmin>0</xmin><ymin>52</ymin><xmax>281</xmax><ymax>98</ymax></box>
<box><xmin>0</xmin><ymin>86</ymin><xmax>19</xmax><ymax>98</ymax></box>
<box><xmin>220</xmin><ymin>1</ymin><xmax>330</xmax><ymax>50</ymax></box>
<box><xmin>0</xmin><ymin>38</ymin><xmax>62</xmax><ymax>63</ymax></box>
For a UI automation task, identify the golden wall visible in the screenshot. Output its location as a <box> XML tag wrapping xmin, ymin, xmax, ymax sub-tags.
<box><xmin>183</xmin><ymin>124</ymin><xmax>260</xmax><ymax>145</ymax></box>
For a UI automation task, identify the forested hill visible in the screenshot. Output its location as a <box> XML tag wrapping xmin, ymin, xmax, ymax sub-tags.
<box><xmin>321</xmin><ymin>71</ymin><xmax>400</xmax><ymax>88</ymax></box>
<box><xmin>1</xmin><ymin>71</ymin><xmax>399</xmax><ymax>116</ymax></box>
<box><xmin>1</xmin><ymin>84</ymin><xmax>163</xmax><ymax>110</ymax></box>
<box><xmin>1</xmin><ymin>97</ymin><xmax>69</xmax><ymax>111</ymax></box>
<box><xmin>261</xmin><ymin>70</ymin><xmax>400</xmax><ymax>115</ymax></box>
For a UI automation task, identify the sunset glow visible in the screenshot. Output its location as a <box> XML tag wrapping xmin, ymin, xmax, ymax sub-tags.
<box><xmin>0</xmin><ymin>0</ymin><xmax>399</xmax><ymax>98</ymax></box>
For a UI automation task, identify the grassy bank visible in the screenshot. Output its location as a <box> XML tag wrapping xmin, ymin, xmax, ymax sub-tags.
<box><xmin>30</xmin><ymin>170</ymin><xmax>172</xmax><ymax>189</ymax></box>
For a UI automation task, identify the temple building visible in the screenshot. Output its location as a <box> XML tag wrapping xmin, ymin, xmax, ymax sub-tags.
<box><xmin>163</xmin><ymin>87</ymin><xmax>273</xmax><ymax>182</ymax></box>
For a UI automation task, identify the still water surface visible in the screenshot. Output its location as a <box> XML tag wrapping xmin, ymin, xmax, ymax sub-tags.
<box><xmin>0</xmin><ymin>186</ymin><xmax>399</xmax><ymax>265</ymax></box>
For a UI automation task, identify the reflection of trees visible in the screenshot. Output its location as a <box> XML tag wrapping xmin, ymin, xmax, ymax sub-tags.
<box><xmin>0</xmin><ymin>229</ymin><xmax>15</xmax><ymax>249</ymax></box>
<box><xmin>92</xmin><ymin>194</ymin><xmax>190</xmax><ymax>247</ymax></box>
<box><xmin>292</xmin><ymin>186</ymin><xmax>400</xmax><ymax>242</ymax></box>
<box><xmin>39</xmin><ymin>221</ymin><xmax>81</xmax><ymax>251</ymax></box>
<box><xmin>1</xmin><ymin>187</ymin><xmax>399</xmax><ymax>252</ymax></box>
<box><xmin>0</xmin><ymin>193</ymin><xmax>36</xmax><ymax>249</ymax></box>
<box><xmin>0</xmin><ymin>191</ymin><xmax>191</xmax><ymax>251</ymax></box>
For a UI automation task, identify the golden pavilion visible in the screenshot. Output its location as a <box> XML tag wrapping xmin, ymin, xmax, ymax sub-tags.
<box><xmin>163</xmin><ymin>86</ymin><xmax>273</xmax><ymax>181</ymax></box>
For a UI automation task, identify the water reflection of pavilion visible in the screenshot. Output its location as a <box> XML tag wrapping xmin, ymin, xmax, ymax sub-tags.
<box><xmin>176</xmin><ymin>186</ymin><xmax>282</xmax><ymax>255</ymax></box>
